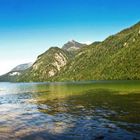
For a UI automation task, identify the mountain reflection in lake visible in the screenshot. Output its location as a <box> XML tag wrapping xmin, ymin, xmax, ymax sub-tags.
<box><xmin>0</xmin><ymin>81</ymin><xmax>140</xmax><ymax>140</ymax></box>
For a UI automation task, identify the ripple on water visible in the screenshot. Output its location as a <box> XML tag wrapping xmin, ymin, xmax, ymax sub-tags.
<box><xmin>0</xmin><ymin>81</ymin><xmax>140</xmax><ymax>140</ymax></box>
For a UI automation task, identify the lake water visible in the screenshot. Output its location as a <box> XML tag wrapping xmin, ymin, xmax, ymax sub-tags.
<box><xmin>0</xmin><ymin>81</ymin><xmax>140</xmax><ymax>140</ymax></box>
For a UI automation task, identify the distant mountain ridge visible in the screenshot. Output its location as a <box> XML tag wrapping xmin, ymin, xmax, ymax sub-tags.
<box><xmin>11</xmin><ymin>63</ymin><xmax>33</xmax><ymax>72</ymax></box>
<box><xmin>0</xmin><ymin>63</ymin><xmax>32</xmax><ymax>82</ymax></box>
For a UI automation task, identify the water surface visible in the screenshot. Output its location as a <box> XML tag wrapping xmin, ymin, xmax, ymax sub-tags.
<box><xmin>0</xmin><ymin>81</ymin><xmax>140</xmax><ymax>140</ymax></box>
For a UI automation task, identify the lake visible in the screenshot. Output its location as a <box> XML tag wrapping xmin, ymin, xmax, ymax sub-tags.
<box><xmin>0</xmin><ymin>81</ymin><xmax>140</xmax><ymax>140</ymax></box>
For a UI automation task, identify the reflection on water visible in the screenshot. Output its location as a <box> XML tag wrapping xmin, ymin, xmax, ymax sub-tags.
<box><xmin>0</xmin><ymin>81</ymin><xmax>140</xmax><ymax>140</ymax></box>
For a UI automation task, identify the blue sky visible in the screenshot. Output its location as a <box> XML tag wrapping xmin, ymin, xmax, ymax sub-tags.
<box><xmin>0</xmin><ymin>0</ymin><xmax>140</xmax><ymax>75</ymax></box>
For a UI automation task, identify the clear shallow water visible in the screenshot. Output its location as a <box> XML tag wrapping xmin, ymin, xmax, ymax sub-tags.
<box><xmin>0</xmin><ymin>81</ymin><xmax>140</xmax><ymax>140</ymax></box>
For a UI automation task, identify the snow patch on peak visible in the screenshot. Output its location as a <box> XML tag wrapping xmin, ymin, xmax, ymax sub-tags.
<box><xmin>9</xmin><ymin>72</ymin><xmax>21</xmax><ymax>76</ymax></box>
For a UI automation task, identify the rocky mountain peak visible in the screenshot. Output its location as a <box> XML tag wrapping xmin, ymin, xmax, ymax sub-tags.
<box><xmin>62</xmin><ymin>40</ymin><xmax>86</xmax><ymax>51</ymax></box>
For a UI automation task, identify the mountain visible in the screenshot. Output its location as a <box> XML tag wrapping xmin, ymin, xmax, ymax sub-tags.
<box><xmin>5</xmin><ymin>21</ymin><xmax>140</xmax><ymax>82</ymax></box>
<box><xmin>11</xmin><ymin>63</ymin><xmax>33</xmax><ymax>72</ymax></box>
<box><xmin>18</xmin><ymin>47</ymin><xmax>72</xmax><ymax>82</ymax></box>
<box><xmin>51</xmin><ymin>22</ymin><xmax>140</xmax><ymax>81</ymax></box>
<box><xmin>0</xmin><ymin>63</ymin><xmax>32</xmax><ymax>82</ymax></box>
<box><xmin>62</xmin><ymin>40</ymin><xmax>87</xmax><ymax>51</ymax></box>
<box><xmin>0</xmin><ymin>40</ymin><xmax>85</xmax><ymax>82</ymax></box>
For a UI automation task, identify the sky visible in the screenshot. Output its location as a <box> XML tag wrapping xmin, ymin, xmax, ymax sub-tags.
<box><xmin>0</xmin><ymin>0</ymin><xmax>140</xmax><ymax>75</ymax></box>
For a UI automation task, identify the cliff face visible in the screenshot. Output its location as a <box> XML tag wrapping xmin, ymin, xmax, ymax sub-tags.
<box><xmin>18</xmin><ymin>47</ymin><xmax>71</xmax><ymax>82</ymax></box>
